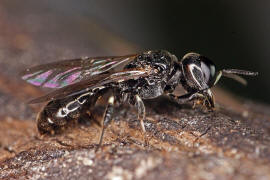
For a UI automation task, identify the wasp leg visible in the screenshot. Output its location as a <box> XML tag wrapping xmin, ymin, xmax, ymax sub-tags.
<box><xmin>203</xmin><ymin>89</ymin><xmax>215</xmax><ymax>109</ymax></box>
<box><xmin>79</xmin><ymin>113</ymin><xmax>101</xmax><ymax>127</ymax></box>
<box><xmin>135</xmin><ymin>95</ymin><xmax>150</xmax><ymax>146</ymax></box>
<box><xmin>97</xmin><ymin>95</ymin><xmax>115</xmax><ymax>149</ymax></box>
<box><xmin>135</xmin><ymin>95</ymin><xmax>146</xmax><ymax>133</ymax></box>
<box><xmin>169</xmin><ymin>92</ymin><xmax>204</xmax><ymax>104</ymax></box>
<box><xmin>192</xmin><ymin>99</ymin><xmax>205</xmax><ymax>109</ymax></box>
<box><xmin>169</xmin><ymin>90</ymin><xmax>215</xmax><ymax>110</ymax></box>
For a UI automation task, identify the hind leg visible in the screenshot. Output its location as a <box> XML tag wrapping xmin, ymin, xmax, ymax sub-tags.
<box><xmin>78</xmin><ymin>89</ymin><xmax>108</xmax><ymax>127</ymax></box>
<box><xmin>97</xmin><ymin>95</ymin><xmax>115</xmax><ymax>149</ymax></box>
<box><xmin>78</xmin><ymin>112</ymin><xmax>101</xmax><ymax>127</ymax></box>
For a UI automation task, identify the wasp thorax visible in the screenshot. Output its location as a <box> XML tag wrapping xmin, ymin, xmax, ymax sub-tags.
<box><xmin>181</xmin><ymin>52</ymin><xmax>217</xmax><ymax>91</ymax></box>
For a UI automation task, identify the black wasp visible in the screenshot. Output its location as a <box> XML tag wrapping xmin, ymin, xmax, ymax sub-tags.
<box><xmin>21</xmin><ymin>50</ymin><xmax>258</xmax><ymax>145</ymax></box>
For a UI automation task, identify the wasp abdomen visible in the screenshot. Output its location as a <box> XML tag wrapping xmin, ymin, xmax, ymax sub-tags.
<box><xmin>37</xmin><ymin>92</ymin><xmax>93</xmax><ymax>134</ymax></box>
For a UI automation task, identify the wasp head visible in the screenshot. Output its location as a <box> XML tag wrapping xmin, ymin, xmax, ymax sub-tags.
<box><xmin>179</xmin><ymin>52</ymin><xmax>258</xmax><ymax>109</ymax></box>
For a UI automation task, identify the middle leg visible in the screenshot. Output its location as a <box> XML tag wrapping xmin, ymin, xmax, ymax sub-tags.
<box><xmin>135</xmin><ymin>95</ymin><xmax>146</xmax><ymax>133</ymax></box>
<box><xmin>135</xmin><ymin>94</ymin><xmax>151</xmax><ymax>146</ymax></box>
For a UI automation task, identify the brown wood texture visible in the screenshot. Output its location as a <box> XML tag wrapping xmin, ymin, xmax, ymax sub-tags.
<box><xmin>0</xmin><ymin>66</ymin><xmax>270</xmax><ymax>180</ymax></box>
<box><xmin>0</xmin><ymin>3</ymin><xmax>269</xmax><ymax>179</ymax></box>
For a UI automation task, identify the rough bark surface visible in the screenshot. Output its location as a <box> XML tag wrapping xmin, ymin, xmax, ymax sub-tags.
<box><xmin>0</xmin><ymin>3</ymin><xmax>269</xmax><ymax>178</ymax></box>
<box><xmin>0</xmin><ymin>68</ymin><xmax>270</xmax><ymax>180</ymax></box>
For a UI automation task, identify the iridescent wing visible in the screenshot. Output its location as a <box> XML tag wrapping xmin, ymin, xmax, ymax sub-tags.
<box><xmin>21</xmin><ymin>54</ymin><xmax>137</xmax><ymax>88</ymax></box>
<box><xmin>28</xmin><ymin>69</ymin><xmax>150</xmax><ymax>104</ymax></box>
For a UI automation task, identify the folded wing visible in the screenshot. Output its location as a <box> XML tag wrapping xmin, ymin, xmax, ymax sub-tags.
<box><xmin>21</xmin><ymin>54</ymin><xmax>137</xmax><ymax>88</ymax></box>
<box><xmin>28</xmin><ymin>69</ymin><xmax>149</xmax><ymax>104</ymax></box>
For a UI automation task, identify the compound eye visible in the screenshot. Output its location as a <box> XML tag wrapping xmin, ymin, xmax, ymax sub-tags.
<box><xmin>200</xmin><ymin>56</ymin><xmax>216</xmax><ymax>87</ymax></box>
<box><xmin>181</xmin><ymin>53</ymin><xmax>217</xmax><ymax>90</ymax></box>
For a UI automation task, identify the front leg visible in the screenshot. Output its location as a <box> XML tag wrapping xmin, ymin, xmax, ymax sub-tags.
<box><xmin>169</xmin><ymin>89</ymin><xmax>215</xmax><ymax>110</ymax></box>
<box><xmin>169</xmin><ymin>92</ymin><xmax>204</xmax><ymax>104</ymax></box>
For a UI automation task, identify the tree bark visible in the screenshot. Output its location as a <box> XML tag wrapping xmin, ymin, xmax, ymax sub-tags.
<box><xmin>0</xmin><ymin>70</ymin><xmax>269</xmax><ymax>180</ymax></box>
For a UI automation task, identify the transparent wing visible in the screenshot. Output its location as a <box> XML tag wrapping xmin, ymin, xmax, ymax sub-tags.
<box><xmin>21</xmin><ymin>54</ymin><xmax>137</xmax><ymax>88</ymax></box>
<box><xmin>28</xmin><ymin>69</ymin><xmax>149</xmax><ymax>104</ymax></box>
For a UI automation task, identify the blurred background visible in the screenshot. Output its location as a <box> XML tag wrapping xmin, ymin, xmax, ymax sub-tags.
<box><xmin>0</xmin><ymin>0</ymin><xmax>269</xmax><ymax>103</ymax></box>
